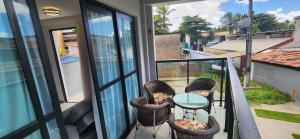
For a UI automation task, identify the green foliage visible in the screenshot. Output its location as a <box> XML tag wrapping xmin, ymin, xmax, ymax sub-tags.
<box><xmin>292</xmin><ymin>134</ymin><xmax>300</xmax><ymax>139</ymax></box>
<box><xmin>253</xmin><ymin>13</ymin><xmax>278</xmax><ymax>32</ymax></box>
<box><xmin>255</xmin><ymin>109</ymin><xmax>300</xmax><ymax>123</ymax></box>
<box><xmin>195</xmin><ymin>72</ymin><xmax>224</xmax><ymax>92</ymax></box>
<box><xmin>277</xmin><ymin>20</ymin><xmax>295</xmax><ymax>30</ymax></box>
<box><xmin>253</xmin><ymin>13</ymin><xmax>295</xmax><ymax>32</ymax></box>
<box><xmin>220</xmin><ymin>12</ymin><xmax>243</xmax><ymax>35</ymax></box>
<box><xmin>179</xmin><ymin>15</ymin><xmax>212</xmax><ymax>44</ymax></box>
<box><xmin>153</xmin><ymin>6</ymin><xmax>174</xmax><ymax>34</ymax></box>
<box><xmin>245</xmin><ymin>80</ymin><xmax>291</xmax><ymax>106</ymax></box>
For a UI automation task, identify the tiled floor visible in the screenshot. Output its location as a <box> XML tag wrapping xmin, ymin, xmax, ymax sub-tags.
<box><xmin>127</xmin><ymin>104</ymin><xmax>227</xmax><ymax>139</ymax></box>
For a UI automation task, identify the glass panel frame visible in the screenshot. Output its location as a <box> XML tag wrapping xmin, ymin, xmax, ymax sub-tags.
<box><xmin>80</xmin><ymin>1</ymin><xmax>141</xmax><ymax>138</ymax></box>
<box><xmin>0</xmin><ymin>0</ymin><xmax>36</xmax><ymax>137</ymax></box>
<box><xmin>0</xmin><ymin>0</ymin><xmax>67</xmax><ymax>138</ymax></box>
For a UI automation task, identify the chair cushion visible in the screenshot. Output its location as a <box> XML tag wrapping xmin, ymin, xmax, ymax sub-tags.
<box><xmin>174</xmin><ymin>119</ymin><xmax>208</xmax><ymax>131</ymax></box>
<box><xmin>192</xmin><ymin>90</ymin><xmax>210</xmax><ymax>97</ymax></box>
<box><xmin>153</xmin><ymin>92</ymin><xmax>171</xmax><ymax>104</ymax></box>
<box><xmin>65</xmin><ymin>99</ymin><xmax>92</xmax><ymax>124</ymax></box>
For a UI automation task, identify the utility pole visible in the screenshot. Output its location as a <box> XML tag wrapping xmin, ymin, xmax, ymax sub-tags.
<box><xmin>244</xmin><ymin>0</ymin><xmax>253</xmax><ymax>87</ymax></box>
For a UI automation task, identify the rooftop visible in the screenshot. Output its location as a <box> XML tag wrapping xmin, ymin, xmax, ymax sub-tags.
<box><xmin>252</xmin><ymin>49</ymin><xmax>300</xmax><ymax>69</ymax></box>
<box><xmin>210</xmin><ymin>38</ymin><xmax>293</xmax><ymax>53</ymax></box>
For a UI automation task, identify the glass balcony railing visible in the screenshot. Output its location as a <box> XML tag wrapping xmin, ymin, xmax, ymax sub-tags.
<box><xmin>155</xmin><ymin>57</ymin><xmax>260</xmax><ymax>139</ymax></box>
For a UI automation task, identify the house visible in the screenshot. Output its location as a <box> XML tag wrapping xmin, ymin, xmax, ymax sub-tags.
<box><xmin>203</xmin><ymin>30</ymin><xmax>294</xmax><ymax>70</ymax></box>
<box><xmin>251</xmin><ymin>16</ymin><xmax>300</xmax><ymax>102</ymax></box>
<box><xmin>0</xmin><ymin>0</ymin><xmax>259</xmax><ymax>139</ymax></box>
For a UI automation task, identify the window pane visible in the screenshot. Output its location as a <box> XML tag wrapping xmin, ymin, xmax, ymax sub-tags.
<box><xmin>24</xmin><ymin>130</ymin><xmax>42</xmax><ymax>139</ymax></box>
<box><xmin>13</xmin><ymin>0</ymin><xmax>53</xmax><ymax>115</ymax></box>
<box><xmin>125</xmin><ymin>73</ymin><xmax>139</xmax><ymax>124</ymax></box>
<box><xmin>46</xmin><ymin>119</ymin><xmax>61</xmax><ymax>139</ymax></box>
<box><xmin>87</xmin><ymin>8</ymin><xmax>120</xmax><ymax>86</ymax></box>
<box><xmin>116</xmin><ymin>13</ymin><xmax>136</xmax><ymax>74</ymax></box>
<box><xmin>0</xmin><ymin>0</ymin><xmax>36</xmax><ymax>137</ymax></box>
<box><xmin>100</xmin><ymin>82</ymin><xmax>126</xmax><ymax>139</ymax></box>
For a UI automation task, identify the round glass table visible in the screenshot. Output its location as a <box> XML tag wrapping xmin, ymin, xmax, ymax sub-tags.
<box><xmin>173</xmin><ymin>93</ymin><xmax>209</xmax><ymax>110</ymax></box>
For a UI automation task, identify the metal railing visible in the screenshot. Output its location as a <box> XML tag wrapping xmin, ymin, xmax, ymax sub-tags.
<box><xmin>225</xmin><ymin>58</ymin><xmax>261</xmax><ymax>139</ymax></box>
<box><xmin>155</xmin><ymin>57</ymin><xmax>260</xmax><ymax>139</ymax></box>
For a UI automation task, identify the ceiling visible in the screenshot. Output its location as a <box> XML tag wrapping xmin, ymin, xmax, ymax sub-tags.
<box><xmin>35</xmin><ymin>0</ymin><xmax>81</xmax><ymax>20</ymax></box>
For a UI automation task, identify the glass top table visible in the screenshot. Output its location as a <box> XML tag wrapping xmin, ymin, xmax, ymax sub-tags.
<box><xmin>173</xmin><ymin>93</ymin><xmax>209</xmax><ymax>110</ymax></box>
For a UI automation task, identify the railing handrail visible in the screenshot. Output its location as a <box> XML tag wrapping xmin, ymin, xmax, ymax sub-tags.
<box><xmin>227</xmin><ymin>58</ymin><xmax>261</xmax><ymax>139</ymax></box>
<box><xmin>156</xmin><ymin>58</ymin><xmax>226</xmax><ymax>63</ymax></box>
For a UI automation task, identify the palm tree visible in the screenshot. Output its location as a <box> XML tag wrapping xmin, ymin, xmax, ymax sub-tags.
<box><xmin>221</xmin><ymin>12</ymin><xmax>235</xmax><ymax>35</ymax></box>
<box><xmin>153</xmin><ymin>6</ymin><xmax>175</xmax><ymax>34</ymax></box>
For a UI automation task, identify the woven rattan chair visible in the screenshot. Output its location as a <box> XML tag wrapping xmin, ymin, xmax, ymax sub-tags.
<box><xmin>185</xmin><ymin>78</ymin><xmax>218</xmax><ymax>114</ymax></box>
<box><xmin>130</xmin><ymin>97</ymin><xmax>171</xmax><ymax>138</ymax></box>
<box><xmin>144</xmin><ymin>80</ymin><xmax>175</xmax><ymax>107</ymax></box>
<box><xmin>168</xmin><ymin>113</ymin><xmax>220</xmax><ymax>139</ymax></box>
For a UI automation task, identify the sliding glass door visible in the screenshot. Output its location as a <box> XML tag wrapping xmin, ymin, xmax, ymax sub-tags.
<box><xmin>116</xmin><ymin>12</ymin><xmax>140</xmax><ymax>125</ymax></box>
<box><xmin>80</xmin><ymin>0</ymin><xmax>140</xmax><ymax>138</ymax></box>
<box><xmin>0</xmin><ymin>0</ymin><xmax>66</xmax><ymax>138</ymax></box>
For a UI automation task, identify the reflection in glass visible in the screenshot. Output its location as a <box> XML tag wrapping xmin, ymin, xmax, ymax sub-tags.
<box><xmin>87</xmin><ymin>9</ymin><xmax>120</xmax><ymax>86</ymax></box>
<box><xmin>0</xmin><ymin>0</ymin><xmax>36</xmax><ymax>137</ymax></box>
<box><xmin>46</xmin><ymin>119</ymin><xmax>61</xmax><ymax>139</ymax></box>
<box><xmin>125</xmin><ymin>73</ymin><xmax>139</xmax><ymax>124</ymax></box>
<box><xmin>24</xmin><ymin>130</ymin><xmax>42</xmax><ymax>139</ymax></box>
<box><xmin>100</xmin><ymin>82</ymin><xmax>126</xmax><ymax>139</ymax></box>
<box><xmin>117</xmin><ymin>13</ymin><xmax>136</xmax><ymax>74</ymax></box>
<box><xmin>13</xmin><ymin>0</ymin><xmax>53</xmax><ymax>115</ymax></box>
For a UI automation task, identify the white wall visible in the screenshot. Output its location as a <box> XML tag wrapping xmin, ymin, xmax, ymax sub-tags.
<box><xmin>252</xmin><ymin>62</ymin><xmax>300</xmax><ymax>102</ymax></box>
<box><xmin>41</xmin><ymin>15</ymin><xmax>91</xmax><ymax>102</ymax></box>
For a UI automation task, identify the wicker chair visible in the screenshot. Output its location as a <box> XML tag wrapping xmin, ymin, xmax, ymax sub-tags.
<box><xmin>168</xmin><ymin>113</ymin><xmax>220</xmax><ymax>139</ymax></box>
<box><xmin>130</xmin><ymin>97</ymin><xmax>171</xmax><ymax>138</ymax></box>
<box><xmin>144</xmin><ymin>80</ymin><xmax>175</xmax><ymax>107</ymax></box>
<box><xmin>185</xmin><ymin>78</ymin><xmax>218</xmax><ymax>114</ymax></box>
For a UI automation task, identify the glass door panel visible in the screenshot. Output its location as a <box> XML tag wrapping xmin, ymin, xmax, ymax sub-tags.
<box><xmin>116</xmin><ymin>13</ymin><xmax>136</xmax><ymax>74</ymax></box>
<box><xmin>86</xmin><ymin>8</ymin><xmax>120</xmax><ymax>86</ymax></box>
<box><xmin>81</xmin><ymin>1</ymin><xmax>141</xmax><ymax>138</ymax></box>
<box><xmin>117</xmin><ymin>12</ymin><xmax>139</xmax><ymax>125</ymax></box>
<box><xmin>12</xmin><ymin>0</ymin><xmax>53</xmax><ymax>115</ymax></box>
<box><xmin>124</xmin><ymin>74</ymin><xmax>139</xmax><ymax>124</ymax></box>
<box><xmin>0</xmin><ymin>0</ymin><xmax>36</xmax><ymax>137</ymax></box>
<box><xmin>100</xmin><ymin>82</ymin><xmax>126</xmax><ymax>139</ymax></box>
<box><xmin>0</xmin><ymin>0</ymin><xmax>66</xmax><ymax>138</ymax></box>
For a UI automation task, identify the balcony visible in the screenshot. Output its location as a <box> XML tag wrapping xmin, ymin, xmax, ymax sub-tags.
<box><xmin>127</xmin><ymin>58</ymin><xmax>260</xmax><ymax>139</ymax></box>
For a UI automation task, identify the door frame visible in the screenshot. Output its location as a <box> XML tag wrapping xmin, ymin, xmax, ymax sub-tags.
<box><xmin>79</xmin><ymin>0</ymin><xmax>142</xmax><ymax>138</ymax></box>
<box><xmin>49</xmin><ymin>27</ymin><xmax>79</xmax><ymax>103</ymax></box>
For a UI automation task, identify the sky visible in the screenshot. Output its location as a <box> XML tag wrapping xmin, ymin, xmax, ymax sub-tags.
<box><xmin>160</xmin><ymin>0</ymin><xmax>300</xmax><ymax>31</ymax></box>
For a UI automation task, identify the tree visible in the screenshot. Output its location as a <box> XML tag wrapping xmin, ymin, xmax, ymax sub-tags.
<box><xmin>253</xmin><ymin>13</ymin><xmax>278</xmax><ymax>32</ymax></box>
<box><xmin>276</xmin><ymin>20</ymin><xmax>295</xmax><ymax>30</ymax></box>
<box><xmin>153</xmin><ymin>6</ymin><xmax>175</xmax><ymax>34</ymax></box>
<box><xmin>220</xmin><ymin>12</ymin><xmax>241</xmax><ymax>35</ymax></box>
<box><xmin>179</xmin><ymin>16</ymin><xmax>212</xmax><ymax>44</ymax></box>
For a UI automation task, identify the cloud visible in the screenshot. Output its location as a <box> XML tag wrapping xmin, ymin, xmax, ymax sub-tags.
<box><xmin>90</xmin><ymin>16</ymin><xmax>112</xmax><ymax>23</ymax></box>
<box><xmin>157</xmin><ymin>0</ymin><xmax>228</xmax><ymax>31</ymax></box>
<box><xmin>267</xmin><ymin>7</ymin><xmax>300</xmax><ymax>22</ymax></box>
<box><xmin>0</xmin><ymin>32</ymin><xmax>11</xmax><ymax>38</ymax></box>
<box><xmin>236</xmin><ymin>0</ymin><xmax>269</xmax><ymax>5</ymax></box>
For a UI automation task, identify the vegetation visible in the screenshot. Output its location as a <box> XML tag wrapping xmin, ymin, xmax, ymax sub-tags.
<box><xmin>219</xmin><ymin>12</ymin><xmax>295</xmax><ymax>34</ymax></box>
<box><xmin>255</xmin><ymin>109</ymin><xmax>300</xmax><ymax>123</ymax></box>
<box><xmin>220</xmin><ymin>12</ymin><xmax>244</xmax><ymax>35</ymax></box>
<box><xmin>179</xmin><ymin>15</ymin><xmax>212</xmax><ymax>44</ymax></box>
<box><xmin>153</xmin><ymin>6</ymin><xmax>175</xmax><ymax>34</ymax></box>
<box><xmin>195</xmin><ymin>72</ymin><xmax>224</xmax><ymax>92</ymax></box>
<box><xmin>292</xmin><ymin>134</ymin><xmax>300</xmax><ymax>139</ymax></box>
<box><xmin>245</xmin><ymin>81</ymin><xmax>290</xmax><ymax>106</ymax></box>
